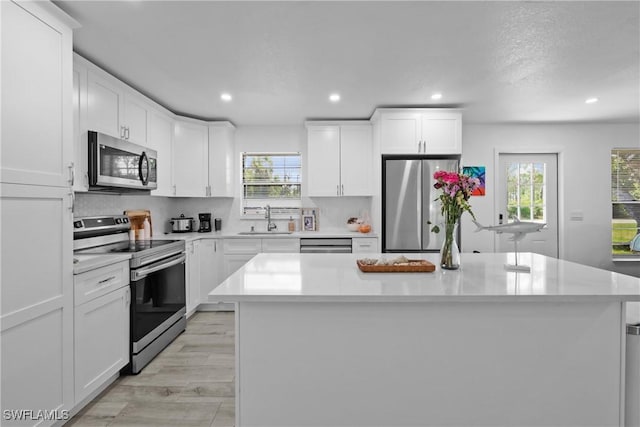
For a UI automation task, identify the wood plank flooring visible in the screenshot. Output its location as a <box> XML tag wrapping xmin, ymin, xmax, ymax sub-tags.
<box><xmin>66</xmin><ymin>312</ymin><xmax>235</xmax><ymax>427</ymax></box>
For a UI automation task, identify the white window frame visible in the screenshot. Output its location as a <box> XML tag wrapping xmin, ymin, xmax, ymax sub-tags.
<box><xmin>240</xmin><ymin>152</ymin><xmax>302</xmax><ymax>219</ymax></box>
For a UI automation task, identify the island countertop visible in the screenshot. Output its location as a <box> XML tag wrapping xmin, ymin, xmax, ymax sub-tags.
<box><xmin>209</xmin><ymin>252</ymin><xmax>640</xmax><ymax>303</ymax></box>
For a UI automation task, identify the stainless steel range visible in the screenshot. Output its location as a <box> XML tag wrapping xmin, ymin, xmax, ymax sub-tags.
<box><xmin>74</xmin><ymin>215</ymin><xmax>186</xmax><ymax>374</ymax></box>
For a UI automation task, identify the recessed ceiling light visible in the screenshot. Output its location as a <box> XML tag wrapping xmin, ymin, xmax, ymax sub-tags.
<box><xmin>585</xmin><ymin>97</ymin><xmax>598</xmax><ymax>104</ymax></box>
<box><xmin>221</xmin><ymin>93</ymin><xmax>232</xmax><ymax>102</ymax></box>
<box><xmin>431</xmin><ymin>93</ymin><xmax>443</xmax><ymax>100</ymax></box>
<box><xmin>329</xmin><ymin>93</ymin><xmax>340</xmax><ymax>102</ymax></box>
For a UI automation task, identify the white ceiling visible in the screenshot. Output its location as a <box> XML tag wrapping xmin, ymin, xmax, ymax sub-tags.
<box><xmin>55</xmin><ymin>1</ymin><xmax>640</xmax><ymax>126</ymax></box>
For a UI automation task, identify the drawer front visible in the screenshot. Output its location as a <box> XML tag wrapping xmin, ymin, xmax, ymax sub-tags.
<box><xmin>262</xmin><ymin>238</ymin><xmax>300</xmax><ymax>253</ymax></box>
<box><xmin>352</xmin><ymin>237</ymin><xmax>378</xmax><ymax>253</ymax></box>
<box><xmin>223</xmin><ymin>238</ymin><xmax>261</xmax><ymax>254</ymax></box>
<box><xmin>74</xmin><ymin>260</ymin><xmax>129</xmax><ymax>306</ymax></box>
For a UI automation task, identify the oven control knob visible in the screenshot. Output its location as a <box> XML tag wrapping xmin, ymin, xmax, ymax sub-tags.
<box><xmin>123</xmin><ymin>218</ymin><xmax>129</xmax><ymax>223</ymax></box>
<box><xmin>115</xmin><ymin>218</ymin><xmax>122</xmax><ymax>224</ymax></box>
<box><xmin>74</xmin><ymin>221</ymin><xmax>83</xmax><ymax>229</ymax></box>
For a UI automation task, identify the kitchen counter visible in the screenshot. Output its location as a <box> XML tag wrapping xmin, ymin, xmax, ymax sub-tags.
<box><xmin>210</xmin><ymin>252</ymin><xmax>640</xmax><ymax>302</ymax></box>
<box><xmin>209</xmin><ymin>252</ymin><xmax>640</xmax><ymax>426</ymax></box>
<box><xmin>154</xmin><ymin>230</ymin><xmax>378</xmax><ymax>241</ymax></box>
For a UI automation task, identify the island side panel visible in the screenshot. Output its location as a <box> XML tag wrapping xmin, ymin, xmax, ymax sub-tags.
<box><xmin>236</xmin><ymin>301</ymin><xmax>624</xmax><ymax>427</ymax></box>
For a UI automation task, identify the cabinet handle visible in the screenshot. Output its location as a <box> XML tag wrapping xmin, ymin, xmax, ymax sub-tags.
<box><xmin>126</xmin><ymin>127</ymin><xmax>130</xmax><ymax>140</ymax></box>
<box><xmin>68</xmin><ymin>162</ymin><xmax>75</xmax><ymax>186</ymax></box>
<box><xmin>173</xmin><ymin>185</ymin><xmax>177</xmax><ymax>196</ymax></box>
<box><xmin>125</xmin><ymin>288</ymin><xmax>131</xmax><ymax>306</ymax></box>
<box><xmin>422</xmin><ymin>139</ymin><xmax>426</xmax><ymax>153</ymax></box>
<box><xmin>337</xmin><ymin>185</ymin><xmax>339</xmax><ymax>196</ymax></box>
<box><xmin>98</xmin><ymin>275</ymin><xmax>117</xmax><ymax>285</ymax></box>
<box><xmin>341</xmin><ymin>184</ymin><xmax>344</xmax><ymax>196</ymax></box>
<box><xmin>120</xmin><ymin>126</ymin><xmax>125</xmax><ymax>139</ymax></box>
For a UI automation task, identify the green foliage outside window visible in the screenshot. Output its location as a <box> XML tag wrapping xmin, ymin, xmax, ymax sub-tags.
<box><xmin>611</xmin><ymin>149</ymin><xmax>640</xmax><ymax>257</ymax></box>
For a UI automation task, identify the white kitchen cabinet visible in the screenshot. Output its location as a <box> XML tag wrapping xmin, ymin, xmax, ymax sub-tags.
<box><xmin>262</xmin><ymin>238</ymin><xmax>300</xmax><ymax>253</ymax></box>
<box><xmin>307</xmin><ymin>126</ymin><xmax>341</xmax><ymax>196</ymax></box>
<box><xmin>352</xmin><ymin>237</ymin><xmax>378</xmax><ymax>253</ymax></box>
<box><xmin>208</xmin><ymin>122</ymin><xmax>236</xmax><ymax>197</ymax></box>
<box><xmin>86</xmin><ymin>68</ymin><xmax>150</xmax><ymax>145</ymax></box>
<box><xmin>199</xmin><ymin>239</ymin><xmax>223</xmax><ymax>301</ymax></box>
<box><xmin>72</xmin><ymin>58</ymin><xmax>89</xmax><ymax>191</ymax></box>
<box><xmin>173</xmin><ymin>120</ymin><xmax>209</xmax><ymax>197</ymax></box>
<box><xmin>74</xmin><ymin>286</ymin><xmax>129</xmax><ymax>404</ymax></box>
<box><xmin>306</xmin><ymin>122</ymin><xmax>373</xmax><ymax>197</ymax></box>
<box><xmin>148</xmin><ymin>109</ymin><xmax>175</xmax><ymax>197</ymax></box>
<box><xmin>86</xmin><ymin>70</ymin><xmax>123</xmax><ymax>140</ymax></box>
<box><xmin>1</xmin><ymin>0</ymin><xmax>75</xmax><ymax>188</ymax></box>
<box><xmin>1</xmin><ymin>1</ymin><xmax>76</xmax><ymax>422</ymax></box>
<box><xmin>1</xmin><ymin>184</ymin><xmax>74</xmax><ymax>421</ymax></box>
<box><xmin>372</xmin><ymin>109</ymin><xmax>462</xmax><ymax>154</ymax></box>
<box><xmin>186</xmin><ymin>240</ymin><xmax>201</xmax><ymax>315</ymax></box>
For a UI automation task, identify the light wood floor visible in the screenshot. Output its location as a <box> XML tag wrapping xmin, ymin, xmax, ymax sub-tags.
<box><xmin>67</xmin><ymin>312</ymin><xmax>235</xmax><ymax>427</ymax></box>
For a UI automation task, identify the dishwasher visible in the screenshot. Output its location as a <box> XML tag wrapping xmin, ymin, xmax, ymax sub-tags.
<box><xmin>300</xmin><ymin>238</ymin><xmax>352</xmax><ymax>253</ymax></box>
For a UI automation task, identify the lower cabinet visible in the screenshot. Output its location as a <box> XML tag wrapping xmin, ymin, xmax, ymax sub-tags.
<box><xmin>186</xmin><ymin>240</ymin><xmax>201</xmax><ymax>315</ymax></box>
<box><xmin>74</xmin><ymin>286</ymin><xmax>130</xmax><ymax>404</ymax></box>
<box><xmin>199</xmin><ymin>239</ymin><xmax>226</xmax><ymax>308</ymax></box>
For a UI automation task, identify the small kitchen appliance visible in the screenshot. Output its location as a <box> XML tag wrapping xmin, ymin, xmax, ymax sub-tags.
<box><xmin>88</xmin><ymin>131</ymin><xmax>158</xmax><ymax>192</ymax></box>
<box><xmin>198</xmin><ymin>213</ymin><xmax>212</xmax><ymax>233</ymax></box>
<box><xmin>73</xmin><ymin>215</ymin><xmax>186</xmax><ymax>374</ymax></box>
<box><xmin>170</xmin><ymin>214</ymin><xmax>194</xmax><ymax>233</ymax></box>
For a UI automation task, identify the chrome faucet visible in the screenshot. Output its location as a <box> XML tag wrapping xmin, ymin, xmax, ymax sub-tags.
<box><xmin>265</xmin><ymin>205</ymin><xmax>277</xmax><ymax>232</ymax></box>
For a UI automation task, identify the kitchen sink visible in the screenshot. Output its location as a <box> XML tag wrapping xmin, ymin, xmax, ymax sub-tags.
<box><xmin>237</xmin><ymin>231</ymin><xmax>294</xmax><ymax>235</ymax></box>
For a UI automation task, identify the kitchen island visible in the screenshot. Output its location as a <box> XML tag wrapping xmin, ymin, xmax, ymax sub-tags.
<box><xmin>209</xmin><ymin>252</ymin><xmax>640</xmax><ymax>427</ymax></box>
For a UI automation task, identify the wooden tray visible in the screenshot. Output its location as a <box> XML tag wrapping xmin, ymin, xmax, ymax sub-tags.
<box><xmin>356</xmin><ymin>259</ymin><xmax>436</xmax><ymax>273</ymax></box>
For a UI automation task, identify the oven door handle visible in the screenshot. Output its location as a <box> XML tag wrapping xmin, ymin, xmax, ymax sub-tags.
<box><xmin>131</xmin><ymin>253</ymin><xmax>186</xmax><ymax>281</ymax></box>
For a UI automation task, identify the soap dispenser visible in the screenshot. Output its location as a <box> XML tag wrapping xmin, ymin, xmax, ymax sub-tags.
<box><xmin>288</xmin><ymin>216</ymin><xmax>295</xmax><ymax>232</ymax></box>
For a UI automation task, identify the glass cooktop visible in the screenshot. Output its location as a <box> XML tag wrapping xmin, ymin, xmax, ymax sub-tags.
<box><xmin>76</xmin><ymin>239</ymin><xmax>180</xmax><ymax>254</ymax></box>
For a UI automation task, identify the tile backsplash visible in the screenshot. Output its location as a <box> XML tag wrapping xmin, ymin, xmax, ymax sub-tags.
<box><xmin>75</xmin><ymin>193</ymin><xmax>373</xmax><ymax>235</ymax></box>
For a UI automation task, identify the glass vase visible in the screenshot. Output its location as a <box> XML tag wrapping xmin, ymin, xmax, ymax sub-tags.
<box><xmin>440</xmin><ymin>220</ymin><xmax>460</xmax><ymax>270</ymax></box>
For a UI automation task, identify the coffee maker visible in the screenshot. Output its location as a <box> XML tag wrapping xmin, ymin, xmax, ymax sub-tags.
<box><xmin>198</xmin><ymin>213</ymin><xmax>212</xmax><ymax>233</ymax></box>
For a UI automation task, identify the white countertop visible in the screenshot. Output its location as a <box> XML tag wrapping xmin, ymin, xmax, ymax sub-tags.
<box><xmin>209</xmin><ymin>252</ymin><xmax>640</xmax><ymax>303</ymax></box>
<box><xmin>73</xmin><ymin>252</ymin><xmax>132</xmax><ymax>275</ymax></box>
<box><xmin>154</xmin><ymin>230</ymin><xmax>378</xmax><ymax>241</ymax></box>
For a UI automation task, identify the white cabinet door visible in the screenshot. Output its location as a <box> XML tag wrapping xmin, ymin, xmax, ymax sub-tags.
<box><xmin>340</xmin><ymin>125</ymin><xmax>373</xmax><ymax>196</ymax></box>
<box><xmin>262</xmin><ymin>238</ymin><xmax>300</xmax><ymax>253</ymax></box>
<box><xmin>307</xmin><ymin>126</ymin><xmax>341</xmax><ymax>196</ymax></box>
<box><xmin>122</xmin><ymin>94</ymin><xmax>149</xmax><ymax>145</ymax></box>
<box><xmin>421</xmin><ymin>113</ymin><xmax>461</xmax><ymax>154</ymax></box>
<box><xmin>148</xmin><ymin>110</ymin><xmax>174</xmax><ymax>197</ymax></box>
<box><xmin>72</xmin><ymin>59</ymin><xmax>89</xmax><ymax>192</ymax></box>
<box><xmin>186</xmin><ymin>240</ymin><xmax>201</xmax><ymax>315</ymax></box>
<box><xmin>1</xmin><ymin>183</ymin><xmax>74</xmax><ymax>418</ymax></box>
<box><xmin>379</xmin><ymin>113</ymin><xmax>421</xmax><ymax>154</ymax></box>
<box><xmin>208</xmin><ymin>123</ymin><xmax>236</xmax><ymax>197</ymax></box>
<box><xmin>173</xmin><ymin>120</ymin><xmax>208</xmax><ymax>197</ymax></box>
<box><xmin>1</xmin><ymin>0</ymin><xmax>73</xmax><ymax>188</ymax></box>
<box><xmin>199</xmin><ymin>239</ymin><xmax>224</xmax><ymax>303</ymax></box>
<box><xmin>87</xmin><ymin>70</ymin><xmax>123</xmax><ymax>139</ymax></box>
<box><xmin>74</xmin><ymin>286</ymin><xmax>129</xmax><ymax>404</ymax></box>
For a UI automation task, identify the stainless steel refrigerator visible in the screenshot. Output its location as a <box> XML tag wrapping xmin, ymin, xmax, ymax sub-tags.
<box><xmin>382</xmin><ymin>156</ymin><xmax>460</xmax><ymax>252</ymax></box>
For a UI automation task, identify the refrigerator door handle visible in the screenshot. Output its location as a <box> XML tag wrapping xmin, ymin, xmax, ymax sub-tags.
<box><xmin>417</xmin><ymin>166</ymin><xmax>422</xmax><ymax>240</ymax></box>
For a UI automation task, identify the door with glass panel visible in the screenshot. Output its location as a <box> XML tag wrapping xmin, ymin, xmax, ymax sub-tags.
<box><xmin>497</xmin><ymin>153</ymin><xmax>558</xmax><ymax>257</ymax></box>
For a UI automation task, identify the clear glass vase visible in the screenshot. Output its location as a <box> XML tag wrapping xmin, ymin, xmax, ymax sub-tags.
<box><xmin>440</xmin><ymin>221</ymin><xmax>460</xmax><ymax>270</ymax></box>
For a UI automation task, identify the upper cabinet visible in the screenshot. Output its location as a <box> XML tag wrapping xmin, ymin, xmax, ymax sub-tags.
<box><xmin>1</xmin><ymin>0</ymin><xmax>75</xmax><ymax>188</ymax></box>
<box><xmin>208</xmin><ymin>122</ymin><xmax>236</xmax><ymax>197</ymax></box>
<box><xmin>147</xmin><ymin>109</ymin><xmax>174</xmax><ymax>197</ymax></box>
<box><xmin>173</xmin><ymin>119</ymin><xmax>209</xmax><ymax>197</ymax></box>
<box><xmin>306</xmin><ymin>122</ymin><xmax>373</xmax><ymax>197</ymax></box>
<box><xmin>371</xmin><ymin>109</ymin><xmax>462</xmax><ymax>155</ymax></box>
<box><xmin>86</xmin><ymin>70</ymin><xmax>149</xmax><ymax>145</ymax></box>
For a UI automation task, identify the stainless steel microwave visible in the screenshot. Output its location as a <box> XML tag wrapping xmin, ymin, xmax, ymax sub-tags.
<box><xmin>88</xmin><ymin>131</ymin><xmax>157</xmax><ymax>192</ymax></box>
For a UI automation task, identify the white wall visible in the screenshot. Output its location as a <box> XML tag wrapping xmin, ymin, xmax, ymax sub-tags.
<box><xmin>460</xmin><ymin>122</ymin><xmax>640</xmax><ymax>277</ymax></box>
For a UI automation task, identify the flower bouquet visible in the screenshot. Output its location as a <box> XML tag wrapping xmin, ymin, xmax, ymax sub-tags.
<box><xmin>431</xmin><ymin>171</ymin><xmax>480</xmax><ymax>269</ymax></box>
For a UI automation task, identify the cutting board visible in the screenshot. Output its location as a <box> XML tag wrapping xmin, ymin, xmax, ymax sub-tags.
<box><xmin>124</xmin><ymin>209</ymin><xmax>152</xmax><ymax>236</ymax></box>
